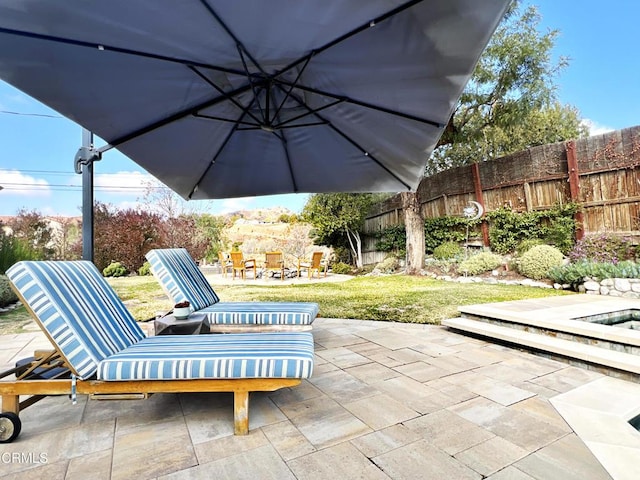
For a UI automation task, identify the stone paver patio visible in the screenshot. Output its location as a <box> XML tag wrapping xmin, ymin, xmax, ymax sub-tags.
<box><xmin>0</xmin><ymin>317</ymin><xmax>621</xmax><ymax>479</ymax></box>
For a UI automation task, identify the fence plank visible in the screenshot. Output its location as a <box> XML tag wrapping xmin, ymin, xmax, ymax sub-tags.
<box><xmin>363</xmin><ymin>126</ymin><xmax>640</xmax><ymax>261</ymax></box>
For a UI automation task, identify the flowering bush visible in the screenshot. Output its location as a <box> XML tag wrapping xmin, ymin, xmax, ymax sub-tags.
<box><xmin>568</xmin><ymin>233</ymin><xmax>636</xmax><ymax>264</ymax></box>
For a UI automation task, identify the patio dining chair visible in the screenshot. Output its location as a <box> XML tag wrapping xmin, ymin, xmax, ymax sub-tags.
<box><xmin>218</xmin><ymin>251</ymin><xmax>233</xmax><ymax>277</ymax></box>
<box><xmin>230</xmin><ymin>251</ymin><xmax>256</xmax><ymax>280</ymax></box>
<box><xmin>1</xmin><ymin>260</ymin><xmax>314</xmax><ymax>442</ymax></box>
<box><xmin>297</xmin><ymin>251</ymin><xmax>326</xmax><ymax>279</ymax></box>
<box><xmin>145</xmin><ymin>249</ymin><xmax>318</xmax><ymax>332</ymax></box>
<box><xmin>263</xmin><ymin>251</ymin><xmax>285</xmax><ymax>280</ymax></box>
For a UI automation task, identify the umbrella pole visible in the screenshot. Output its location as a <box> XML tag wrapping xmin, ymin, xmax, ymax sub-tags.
<box><xmin>74</xmin><ymin>129</ymin><xmax>101</xmax><ymax>262</ymax></box>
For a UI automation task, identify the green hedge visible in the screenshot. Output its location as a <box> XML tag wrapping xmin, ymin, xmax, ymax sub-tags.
<box><xmin>0</xmin><ymin>275</ymin><xmax>18</xmax><ymax>307</ymax></box>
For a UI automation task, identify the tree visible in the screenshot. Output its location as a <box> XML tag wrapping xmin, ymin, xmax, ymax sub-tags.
<box><xmin>400</xmin><ymin>192</ymin><xmax>425</xmax><ymax>275</ymax></box>
<box><xmin>139</xmin><ymin>179</ymin><xmax>190</xmax><ymax>219</ymax></box>
<box><xmin>92</xmin><ymin>202</ymin><xmax>163</xmax><ymax>272</ymax></box>
<box><xmin>402</xmin><ymin>1</ymin><xmax>588</xmax><ymax>273</ymax></box>
<box><xmin>428</xmin><ymin>2</ymin><xmax>587</xmax><ymax>174</ymax></box>
<box><xmin>7</xmin><ymin>208</ymin><xmax>55</xmax><ymax>259</ymax></box>
<box><xmin>193</xmin><ymin>213</ymin><xmax>227</xmax><ymax>263</ymax></box>
<box><xmin>303</xmin><ymin>193</ymin><xmax>379</xmax><ymax>268</ymax></box>
<box><xmin>160</xmin><ymin>214</ymin><xmax>210</xmax><ymax>262</ymax></box>
<box><xmin>50</xmin><ymin>216</ymin><xmax>81</xmax><ymax>260</ymax></box>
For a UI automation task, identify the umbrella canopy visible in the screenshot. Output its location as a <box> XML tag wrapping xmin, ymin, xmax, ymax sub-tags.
<box><xmin>0</xmin><ymin>0</ymin><xmax>509</xmax><ymax>199</ymax></box>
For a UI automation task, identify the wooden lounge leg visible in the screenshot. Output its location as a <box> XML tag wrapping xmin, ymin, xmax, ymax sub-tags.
<box><xmin>2</xmin><ymin>395</ymin><xmax>19</xmax><ymax>414</ymax></box>
<box><xmin>234</xmin><ymin>390</ymin><xmax>249</xmax><ymax>435</ymax></box>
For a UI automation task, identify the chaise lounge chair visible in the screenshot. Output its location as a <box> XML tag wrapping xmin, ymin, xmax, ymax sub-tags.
<box><xmin>0</xmin><ymin>260</ymin><xmax>314</xmax><ymax>443</ymax></box>
<box><xmin>145</xmin><ymin>249</ymin><xmax>319</xmax><ymax>332</ymax></box>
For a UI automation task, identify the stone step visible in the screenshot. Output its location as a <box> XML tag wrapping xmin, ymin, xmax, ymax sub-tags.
<box><xmin>459</xmin><ymin>301</ymin><xmax>640</xmax><ymax>350</ymax></box>
<box><xmin>442</xmin><ymin>317</ymin><xmax>640</xmax><ymax>376</ymax></box>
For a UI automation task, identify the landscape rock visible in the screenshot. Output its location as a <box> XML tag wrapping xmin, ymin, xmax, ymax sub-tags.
<box><xmin>583</xmin><ymin>281</ymin><xmax>600</xmax><ymax>291</ymax></box>
<box><xmin>614</xmin><ymin>278</ymin><xmax>631</xmax><ymax>292</ymax></box>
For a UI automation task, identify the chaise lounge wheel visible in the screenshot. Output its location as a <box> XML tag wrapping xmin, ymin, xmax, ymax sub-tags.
<box><xmin>0</xmin><ymin>412</ymin><xmax>21</xmax><ymax>443</ymax></box>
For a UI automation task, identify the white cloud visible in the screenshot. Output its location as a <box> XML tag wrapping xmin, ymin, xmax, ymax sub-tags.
<box><xmin>0</xmin><ymin>169</ymin><xmax>51</xmax><ymax>196</ymax></box>
<box><xmin>581</xmin><ymin>119</ymin><xmax>615</xmax><ymax>136</ymax></box>
<box><xmin>93</xmin><ymin>170</ymin><xmax>154</xmax><ymax>195</ymax></box>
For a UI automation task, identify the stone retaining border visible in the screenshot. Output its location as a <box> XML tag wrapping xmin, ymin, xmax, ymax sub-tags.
<box><xmin>581</xmin><ymin>278</ymin><xmax>640</xmax><ymax>299</ymax></box>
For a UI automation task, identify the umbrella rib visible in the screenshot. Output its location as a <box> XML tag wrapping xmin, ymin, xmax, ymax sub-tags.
<box><xmin>273</xmin><ymin>99</ymin><xmax>344</xmax><ymax>129</ymax></box>
<box><xmin>189</xmin><ymin>94</ymin><xmax>262</xmax><ymax>199</ymax></box>
<box><xmin>274</xmin><ymin>0</ymin><xmax>426</xmax><ymax>77</ymax></box>
<box><xmin>271</xmin><ymin>55</ymin><xmax>313</xmax><ymax>123</ymax></box>
<box><xmin>269</xmin><ymin>96</ymin><xmax>298</xmax><ymax>193</ymax></box>
<box><xmin>274</xmin><ymin>85</ymin><xmax>411</xmax><ymax>190</ymax></box>
<box><xmin>189</xmin><ymin>66</ymin><xmax>264</xmax><ymax>125</ymax></box>
<box><xmin>193</xmin><ymin>113</ymin><xmax>261</xmax><ymax>127</ymax></box>
<box><xmin>236</xmin><ymin>46</ymin><xmax>266</xmax><ymax>122</ymax></box>
<box><xmin>98</xmin><ymin>83</ymin><xmax>254</xmax><ymax>153</ymax></box>
<box><xmin>0</xmin><ymin>26</ymin><xmax>246</xmax><ymax>77</ymax></box>
<box><xmin>277</xmin><ymin>80</ymin><xmax>443</xmax><ymax>128</ymax></box>
<box><xmin>279</xmin><ymin>131</ymin><xmax>298</xmax><ymax>193</ymax></box>
<box><xmin>197</xmin><ymin>0</ymin><xmax>267</xmax><ymax>77</ymax></box>
<box><xmin>188</xmin><ymin>114</ymin><xmax>245</xmax><ymax>200</ymax></box>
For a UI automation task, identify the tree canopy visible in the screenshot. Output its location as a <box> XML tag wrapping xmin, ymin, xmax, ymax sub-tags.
<box><xmin>428</xmin><ymin>2</ymin><xmax>588</xmax><ymax>175</ymax></box>
<box><xmin>302</xmin><ymin>193</ymin><xmax>386</xmax><ymax>267</ymax></box>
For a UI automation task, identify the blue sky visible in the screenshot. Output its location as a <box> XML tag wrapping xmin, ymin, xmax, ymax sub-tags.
<box><xmin>0</xmin><ymin>1</ymin><xmax>638</xmax><ymax>217</ymax></box>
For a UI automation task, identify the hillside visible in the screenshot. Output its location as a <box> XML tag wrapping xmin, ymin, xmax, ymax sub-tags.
<box><xmin>222</xmin><ymin>207</ymin><xmax>319</xmax><ymax>261</ymax></box>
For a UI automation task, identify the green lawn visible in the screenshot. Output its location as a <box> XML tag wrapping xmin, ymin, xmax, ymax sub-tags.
<box><xmin>0</xmin><ymin>275</ymin><xmax>573</xmax><ymax>335</ymax></box>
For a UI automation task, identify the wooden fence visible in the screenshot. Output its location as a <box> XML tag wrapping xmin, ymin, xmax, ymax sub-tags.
<box><xmin>362</xmin><ymin>125</ymin><xmax>640</xmax><ymax>265</ymax></box>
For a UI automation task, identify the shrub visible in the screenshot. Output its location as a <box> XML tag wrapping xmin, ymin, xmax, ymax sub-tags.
<box><xmin>375</xmin><ymin>225</ymin><xmax>406</xmax><ymax>256</ymax></box>
<box><xmin>0</xmin><ymin>234</ymin><xmax>39</xmax><ymax>274</ymax></box>
<box><xmin>0</xmin><ymin>275</ymin><xmax>18</xmax><ymax>307</ymax></box>
<box><xmin>424</xmin><ymin>216</ymin><xmax>478</xmax><ymax>254</ymax></box>
<box><xmin>515</xmin><ymin>238</ymin><xmax>545</xmax><ymax>256</ymax></box>
<box><xmin>374</xmin><ymin>256</ymin><xmax>400</xmax><ymax>274</ymax></box>
<box><xmin>486</xmin><ymin>203</ymin><xmax>578</xmax><ymax>254</ymax></box>
<box><xmin>549</xmin><ymin>260</ymin><xmax>640</xmax><ymax>288</ymax></box>
<box><xmin>331</xmin><ymin>262</ymin><xmax>352</xmax><ymax>275</ymax></box>
<box><xmin>103</xmin><ymin>262</ymin><xmax>127</xmax><ymax>277</ymax></box>
<box><xmin>518</xmin><ymin>245</ymin><xmax>563</xmax><ymax>280</ymax></box>
<box><xmin>433</xmin><ymin>241</ymin><xmax>463</xmax><ymax>260</ymax></box>
<box><xmin>138</xmin><ymin>261</ymin><xmax>152</xmax><ymax>276</ymax></box>
<box><xmin>458</xmin><ymin>252</ymin><xmax>502</xmax><ymax>276</ymax></box>
<box><xmin>568</xmin><ymin>233</ymin><xmax>635</xmax><ymax>264</ymax></box>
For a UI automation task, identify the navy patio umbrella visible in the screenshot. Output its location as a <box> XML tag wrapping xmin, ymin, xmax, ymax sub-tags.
<box><xmin>0</xmin><ymin>0</ymin><xmax>509</xmax><ymax>199</ymax></box>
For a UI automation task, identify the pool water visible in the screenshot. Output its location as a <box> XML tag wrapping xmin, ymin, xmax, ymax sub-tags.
<box><xmin>573</xmin><ymin>309</ymin><xmax>640</xmax><ymax>330</ymax></box>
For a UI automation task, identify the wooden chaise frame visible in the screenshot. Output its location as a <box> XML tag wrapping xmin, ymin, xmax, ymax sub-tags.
<box><xmin>0</xmin><ymin>286</ymin><xmax>301</xmax><ymax>440</ymax></box>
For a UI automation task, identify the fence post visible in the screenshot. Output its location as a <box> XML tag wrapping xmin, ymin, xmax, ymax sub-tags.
<box><xmin>565</xmin><ymin>141</ymin><xmax>585</xmax><ymax>240</ymax></box>
<box><xmin>471</xmin><ymin>163</ymin><xmax>490</xmax><ymax>246</ymax></box>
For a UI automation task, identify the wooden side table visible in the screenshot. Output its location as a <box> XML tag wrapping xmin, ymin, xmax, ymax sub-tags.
<box><xmin>154</xmin><ymin>313</ymin><xmax>207</xmax><ymax>335</ymax></box>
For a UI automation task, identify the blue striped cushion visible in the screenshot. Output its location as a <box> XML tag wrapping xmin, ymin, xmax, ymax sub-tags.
<box><xmin>97</xmin><ymin>332</ymin><xmax>314</xmax><ymax>380</ymax></box>
<box><xmin>200</xmin><ymin>302</ymin><xmax>319</xmax><ymax>325</ymax></box>
<box><xmin>6</xmin><ymin>261</ymin><xmax>146</xmax><ymax>379</ymax></box>
<box><xmin>146</xmin><ymin>248</ymin><xmax>219</xmax><ymax>311</ymax></box>
<box><xmin>146</xmin><ymin>248</ymin><xmax>318</xmax><ymax>325</ymax></box>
